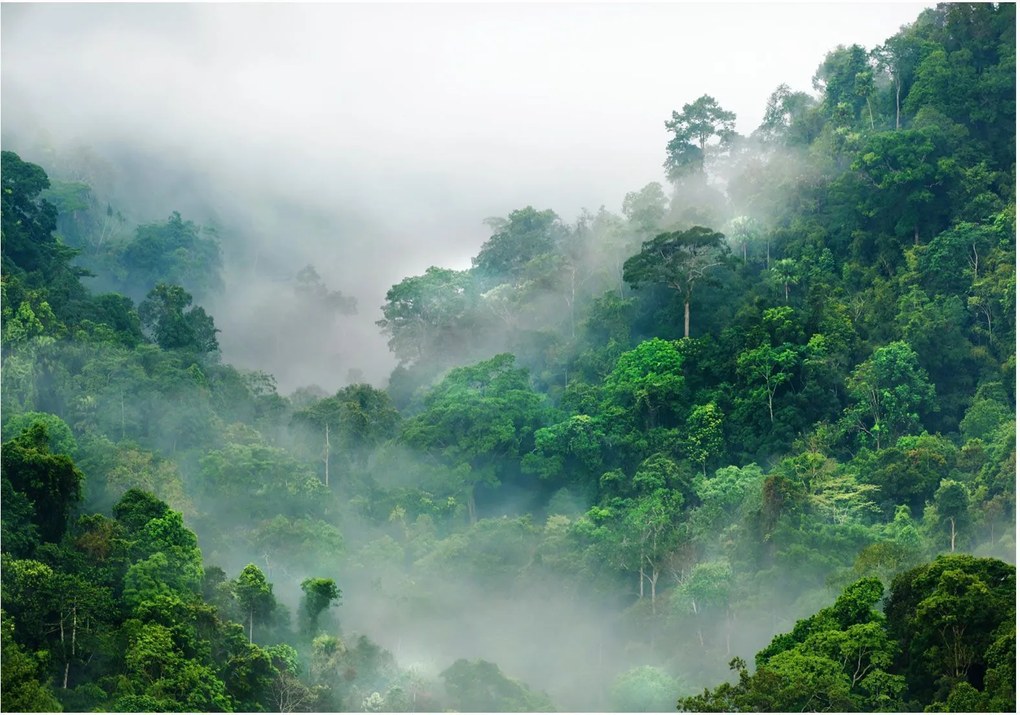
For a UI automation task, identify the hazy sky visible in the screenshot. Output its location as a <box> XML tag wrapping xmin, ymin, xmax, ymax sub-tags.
<box><xmin>1</xmin><ymin>1</ymin><xmax>932</xmax><ymax>388</ymax></box>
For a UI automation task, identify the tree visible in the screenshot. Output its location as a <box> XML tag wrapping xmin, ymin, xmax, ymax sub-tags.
<box><xmin>931</xmin><ymin>479</ymin><xmax>969</xmax><ymax>552</ymax></box>
<box><xmin>232</xmin><ymin>564</ymin><xmax>277</xmax><ymax>643</ymax></box>
<box><xmin>737</xmin><ymin>342</ymin><xmax>799</xmax><ymax>424</ymax></box>
<box><xmin>622</xmin><ymin>226</ymin><xmax>729</xmax><ymax>337</ymax></box>
<box><xmin>664</xmin><ymin>95</ymin><xmax>737</xmax><ymax>179</ymax></box>
<box><xmin>376</xmin><ymin>266</ymin><xmax>477</xmax><ymax>366</ymax></box>
<box><xmin>885</xmin><ymin>555</ymin><xmax>1015</xmax><ymax>705</ymax></box>
<box><xmin>472</xmin><ymin>206</ymin><xmax>565</xmax><ymax>288</ymax></box>
<box><xmin>769</xmin><ymin>258</ymin><xmax>800</xmax><ymax>303</ymax></box>
<box><xmin>681</xmin><ymin>578</ymin><xmax>907</xmax><ymax>712</ymax></box>
<box><xmin>399</xmin><ymin>354</ymin><xmax>550</xmax><ymax>522</ymax></box>
<box><xmin>623</xmin><ymin>482</ymin><xmax>685</xmax><ymax>611</ymax></box>
<box><xmin>300</xmin><ymin>578</ymin><xmax>341</xmax><ymax>636</ymax></box>
<box><xmin>137</xmin><ymin>283</ymin><xmax>219</xmax><ymax>355</ymax></box>
<box><xmin>1</xmin><ymin>422</ymin><xmax>83</xmax><ymax>543</ymax></box>
<box><xmin>813</xmin><ymin>44</ymin><xmax>874</xmax><ymax>126</ymax></box>
<box><xmin>0</xmin><ymin>611</ymin><xmax>62</xmax><ymax>713</ymax></box>
<box><xmin>757</xmin><ymin>83</ymin><xmax>818</xmax><ymax>144</ymax></box>
<box><xmin>673</xmin><ymin>559</ymin><xmax>734</xmax><ymax>650</ymax></box>
<box><xmin>292</xmin><ymin>384</ymin><xmax>400</xmax><ymax>487</ymax></box>
<box><xmin>609</xmin><ymin>665</ymin><xmax>680</xmax><ymax>712</ymax></box>
<box><xmin>601</xmin><ymin>338</ymin><xmax>686</xmax><ymax>431</ymax></box>
<box><xmin>843</xmin><ymin>341</ymin><xmax>936</xmax><ymax>449</ymax></box>
<box><xmin>727</xmin><ymin>215</ymin><xmax>764</xmax><ymax>265</ymax></box>
<box><xmin>440</xmin><ymin>659</ymin><xmax>554</xmax><ymax>712</ymax></box>
<box><xmin>621</xmin><ymin>182</ymin><xmax>668</xmax><ymax>237</ymax></box>
<box><xmin>118</xmin><ymin>211</ymin><xmax>222</xmax><ymax>300</ymax></box>
<box><xmin>0</xmin><ymin>151</ymin><xmax>86</xmax><ymax>298</ymax></box>
<box><xmin>682</xmin><ymin>402</ymin><xmax>724</xmax><ymax>474</ymax></box>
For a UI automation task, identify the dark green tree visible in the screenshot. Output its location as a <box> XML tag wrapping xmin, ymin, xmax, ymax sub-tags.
<box><xmin>137</xmin><ymin>283</ymin><xmax>219</xmax><ymax>355</ymax></box>
<box><xmin>622</xmin><ymin>226</ymin><xmax>729</xmax><ymax>338</ymax></box>
<box><xmin>299</xmin><ymin>577</ymin><xmax>341</xmax><ymax>635</ymax></box>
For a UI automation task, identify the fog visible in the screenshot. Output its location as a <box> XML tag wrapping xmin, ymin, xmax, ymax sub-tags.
<box><xmin>4</xmin><ymin>3</ymin><xmax>954</xmax><ymax>710</ymax></box>
<box><xmin>2</xmin><ymin>1</ymin><xmax>930</xmax><ymax>392</ymax></box>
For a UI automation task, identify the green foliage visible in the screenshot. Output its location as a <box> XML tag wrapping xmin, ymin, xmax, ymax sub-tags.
<box><xmin>602</xmin><ymin>338</ymin><xmax>686</xmax><ymax>432</ymax></box>
<box><xmin>664</xmin><ymin>95</ymin><xmax>737</xmax><ymax>178</ymax></box>
<box><xmin>472</xmin><ymin>206</ymin><xmax>566</xmax><ymax>287</ymax></box>
<box><xmin>400</xmin><ymin>353</ymin><xmax>551</xmax><ymax>521</ymax></box>
<box><xmin>377</xmin><ymin>266</ymin><xmax>478</xmax><ymax>366</ymax></box>
<box><xmin>440</xmin><ymin>658</ymin><xmax>554</xmax><ymax>712</ymax></box>
<box><xmin>609</xmin><ymin>665</ymin><xmax>681</xmax><ymax>712</ymax></box>
<box><xmin>231</xmin><ymin>564</ymin><xmax>277</xmax><ymax>643</ymax></box>
<box><xmin>2</xmin><ymin>422</ymin><xmax>84</xmax><ymax>543</ymax></box>
<box><xmin>885</xmin><ymin>555</ymin><xmax>1015</xmax><ymax>705</ymax></box>
<box><xmin>138</xmin><ymin>283</ymin><xmax>219</xmax><ymax>355</ymax></box>
<box><xmin>300</xmin><ymin>577</ymin><xmax>341</xmax><ymax>635</ymax></box>
<box><xmin>118</xmin><ymin>211</ymin><xmax>223</xmax><ymax>300</ymax></box>
<box><xmin>843</xmin><ymin>341</ymin><xmax>936</xmax><ymax>450</ymax></box>
<box><xmin>0</xmin><ymin>611</ymin><xmax>63</xmax><ymax>713</ymax></box>
<box><xmin>0</xmin><ymin>6</ymin><xmax>1015</xmax><ymax>712</ymax></box>
<box><xmin>622</xmin><ymin>226</ymin><xmax>729</xmax><ymax>337</ymax></box>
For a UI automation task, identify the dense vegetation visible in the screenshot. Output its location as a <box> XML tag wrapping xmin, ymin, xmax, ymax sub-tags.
<box><xmin>1</xmin><ymin>3</ymin><xmax>1015</xmax><ymax>712</ymax></box>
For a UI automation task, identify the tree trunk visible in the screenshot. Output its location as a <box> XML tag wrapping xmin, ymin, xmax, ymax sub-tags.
<box><xmin>249</xmin><ymin>609</ymin><xmax>254</xmax><ymax>643</ymax></box>
<box><xmin>684</xmin><ymin>299</ymin><xmax>691</xmax><ymax>338</ymax></box>
<box><xmin>467</xmin><ymin>487</ymin><xmax>477</xmax><ymax>525</ymax></box>
<box><xmin>323</xmin><ymin>423</ymin><xmax>330</xmax><ymax>488</ymax></box>
<box><xmin>895</xmin><ymin>78</ymin><xmax>901</xmax><ymax>130</ymax></box>
<box><xmin>649</xmin><ymin>568</ymin><xmax>658</xmax><ymax>616</ymax></box>
<box><xmin>950</xmin><ymin>516</ymin><xmax>956</xmax><ymax>552</ymax></box>
<box><xmin>866</xmin><ymin>97</ymin><xmax>875</xmax><ymax>130</ymax></box>
<box><xmin>639</xmin><ymin>563</ymin><xmax>644</xmax><ymax>599</ymax></box>
<box><xmin>784</xmin><ymin>282</ymin><xmax>789</xmax><ymax>303</ymax></box>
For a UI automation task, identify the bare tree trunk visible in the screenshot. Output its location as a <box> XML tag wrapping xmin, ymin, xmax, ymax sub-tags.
<box><xmin>249</xmin><ymin>609</ymin><xmax>254</xmax><ymax>643</ymax></box>
<box><xmin>650</xmin><ymin>568</ymin><xmax>658</xmax><ymax>616</ymax></box>
<box><xmin>895</xmin><ymin>79</ymin><xmax>901</xmax><ymax>130</ymax></box>
<box><xmin>639</xmin><ymin>563</ymin><xmax>645</xmax><ymax>599</ymax></box>
<box><xmin>323</xmin><ymin>422</ymin><xmax>330</xmax><ymax>488</ymax></box>
<box><xmin>950</xmin><ymin>517</ymin><xmax>956</xmax><ymax>552</ymax></box>
<box><xmin>60</xmin><ymin>612</ymin><xmax>67</xmax><ymax>689</ymax></box>
<box><xmin>65</xmin><ymin>604</ymin><xmax>77</xmax><ymax>689</ymax></box>
<box><xmin>684</xmin><ymin>299</ymin><xmax>691</xmax><ymax>338</ymax></box>
<box><xmin>866</xmin><ymin>97</ymin><xmax>875</xmax><ymax>130</ymax></box>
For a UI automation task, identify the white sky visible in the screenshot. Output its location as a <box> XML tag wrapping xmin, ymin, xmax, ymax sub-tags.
<box><xmin>1</xmin><ymin>1</ymin><xmax>933</xmax><ymax>386</ymax></box>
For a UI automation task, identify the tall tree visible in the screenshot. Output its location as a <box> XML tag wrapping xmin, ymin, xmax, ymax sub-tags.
<box><xmin>232</xmin><ymin>564</ymin><xmax>277</xmax><ymax>644</ymax></box>
<box><xmin>622</xmin><ymin>226</ymin><xmax>729</xmax><ymax>337</ymax></box>
<box><xmin>664</xmin><ymin>95</ymin><xmax>737</xmax><ymax>179</ymax></box>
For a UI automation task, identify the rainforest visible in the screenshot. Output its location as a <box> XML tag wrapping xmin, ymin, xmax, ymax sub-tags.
<box><xmin>0</xmin><ymin>2</ymin><xmax>1016</xmax><ymax>713</ymax></box>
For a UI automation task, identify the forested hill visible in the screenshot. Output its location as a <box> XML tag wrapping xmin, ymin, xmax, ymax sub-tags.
<box><xmin>1</xmin><ymin>3</ymin><xmax>1015</xmax><ymax>713</ymax></box>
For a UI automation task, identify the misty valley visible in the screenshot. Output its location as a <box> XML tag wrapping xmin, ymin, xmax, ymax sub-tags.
<box><xmin>1</xmin><ymin>2</ymin><xmax>1016</xmax><ymax>713</ymax></box>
